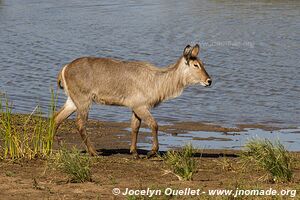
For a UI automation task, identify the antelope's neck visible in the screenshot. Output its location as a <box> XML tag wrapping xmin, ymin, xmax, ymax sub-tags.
<box><xmin>155</xmin><ymin>61</ymin><xmax>188</xmax><ymax>102</ymax></box>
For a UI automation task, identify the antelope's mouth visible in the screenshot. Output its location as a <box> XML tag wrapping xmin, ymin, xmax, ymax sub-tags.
<box><xmin>201</xmin><ymin>79</ymin><xmax>212</xmax><ymax>87</ymax></box>
<box><xmin>200</xmin><ymin>82</ymin><xmax>207</xmax><ymax>87</ymax></box>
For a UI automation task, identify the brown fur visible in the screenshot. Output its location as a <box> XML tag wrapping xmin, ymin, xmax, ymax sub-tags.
<box><xmin>54</xmin><ymin>44</ymin><xmax>212</xmax><ymax>157</ymax></box>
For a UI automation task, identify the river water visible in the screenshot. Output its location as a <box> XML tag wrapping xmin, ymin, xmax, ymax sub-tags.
<box><xmin>0</xmin><ymin>0</ymin><xmax>299</xmax><ymax>129</ymax></box>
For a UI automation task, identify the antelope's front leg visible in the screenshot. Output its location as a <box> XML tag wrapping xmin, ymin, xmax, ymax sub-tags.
<box><xmin>133</xmin><ymin>107</ymin><xmax>159</xmax><ymax>158</ymax></box>
<box><xmin>147</xmin><ymin>118</ymin><xmax>159</xmax><ymax>158</ymax></box>
<box><xmin>130</xmin><ymin>112</ymin><xmax>141</xmax><ymax>159</ymax></box>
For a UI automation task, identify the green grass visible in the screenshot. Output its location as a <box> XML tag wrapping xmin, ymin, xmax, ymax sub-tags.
<box><xmin>0</xmin><ymin>89</ymin><xmax>57</xmax><ymax>159</ymax></box>
<box><xmin>51</xmin><ymin>147</ymin><xmax>92</xmax><ymax>183</ymax></box>
<box><xmin>163</xmin><ymin>144</ymin><xmax>196</xmax><ymax>181</ymax></box>
<box><xmin>240</xmin><ymin>138</ymin><xmax>293</xmax><ymax>183</ymax></box>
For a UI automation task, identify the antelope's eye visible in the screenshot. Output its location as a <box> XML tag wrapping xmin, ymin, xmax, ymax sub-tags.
<box><xmin>194</xmin><ymin>64</ymin><xmax>199</xmax><ymax>68</ymax></box>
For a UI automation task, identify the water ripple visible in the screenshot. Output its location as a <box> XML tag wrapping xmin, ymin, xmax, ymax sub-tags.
<box><xmin>0</xmin><ymin>0</ymin><xmax>299</xmax><ymax>127</ymax></box>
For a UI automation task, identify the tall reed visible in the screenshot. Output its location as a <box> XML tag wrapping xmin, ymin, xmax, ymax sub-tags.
<box><xmin>0</xmin><ymin>96</ymin><xmax>21</xmax><ymax>158</ymax></box>
<box><xmin>0</xmin><ymin>89</ymin><xmax>57</xmax><ymax>159</ymax></box>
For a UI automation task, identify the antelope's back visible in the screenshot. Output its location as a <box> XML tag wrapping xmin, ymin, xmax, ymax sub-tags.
<box><xmin>64</xmin><ymin>57</ymin><xmax>157</xmax><ymax>106</ymax></box>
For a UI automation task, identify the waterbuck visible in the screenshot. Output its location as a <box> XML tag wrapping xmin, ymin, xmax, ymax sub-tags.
<box><xmin>54</xmin><ymin>44</ymin><xmax>212</xmax><ymax>157</ymax></box>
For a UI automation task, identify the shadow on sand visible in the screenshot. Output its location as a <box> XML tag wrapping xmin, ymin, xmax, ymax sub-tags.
<box><xmin>81</xmin><ymin>148</ymin><xmax>239</xmax><ymax>158</ymax></box>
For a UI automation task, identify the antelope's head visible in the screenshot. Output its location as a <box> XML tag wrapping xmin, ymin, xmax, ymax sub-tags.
<box><xmin>181</xmin><ymin>44</ymin><xmax>212</xmax><ymax>87</ymax></box>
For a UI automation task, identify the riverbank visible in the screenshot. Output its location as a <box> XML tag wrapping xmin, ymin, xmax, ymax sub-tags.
<box><xmin>0</xmin><ymin>151</ymin><xmax>299</xmax><ymax>199</ymax></box>
<box><xmin>0</xmin><ymin>115</ymin><xmax>300</xmax><ymax>199</ymax></box>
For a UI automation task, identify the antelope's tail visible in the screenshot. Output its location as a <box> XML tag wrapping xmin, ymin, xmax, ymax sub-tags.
<box><xmin>57</xmin><ymin>68</ymin><xmax>64</xmax><ymax>89</ymax></box>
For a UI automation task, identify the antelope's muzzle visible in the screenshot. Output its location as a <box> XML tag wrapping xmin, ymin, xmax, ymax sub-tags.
<box><xmin>205</xmin><ymin>78</ymin><xmax>212</xmax><ymax>87</ymax></box>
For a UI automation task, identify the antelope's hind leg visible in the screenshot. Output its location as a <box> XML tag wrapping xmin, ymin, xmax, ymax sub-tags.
<box><xmin>130</xmin><ymin>112</ymin><xmax>141</xmax><ymax>159</ymax></box>
<box><xmin>76</xmin><ymin>107</ymin><xmax>98</xmax><ymax>156</ymax></box>
<box><xmin>54</xmin><ymin>97</ymin><xmax>77</xmax><ymax>144</ymax></box>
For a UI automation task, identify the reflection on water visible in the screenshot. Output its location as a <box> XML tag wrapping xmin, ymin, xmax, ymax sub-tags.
<box><xmin>0</xmin><ymin>0</ymin><xmax>299</xmax><ymax>128</ymax></box>
<box><xmin>137</xmin><ymin>127</ymin><xmax>300</xmax><ymax>151</ymax></box>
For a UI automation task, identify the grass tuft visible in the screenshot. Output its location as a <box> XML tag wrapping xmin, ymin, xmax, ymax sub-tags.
<box><xmin>240</xmin><ymin>138</ymin><xmax>293</xmax><ymax>183</ymax></box>
<box><xmin>52</xmin><ymin>147</ymin><xmax>92</xmax><ymax>183</ymax></box>
<box><xmin>163</xmin><ymin>144</ymin><xmax>196</xmax><ymax>181</ymax></box>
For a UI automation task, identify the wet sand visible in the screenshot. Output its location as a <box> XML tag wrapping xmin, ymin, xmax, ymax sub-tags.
<box><xmin>55</xmin><ymin>117</ymin><xmax>297</xmax><ymax>152</ymax></box>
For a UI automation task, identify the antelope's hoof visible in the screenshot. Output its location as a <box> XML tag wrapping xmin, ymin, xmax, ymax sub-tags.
<box><xmin>130</xmin><ymin>150</ymin><xmax>140</xmax><ymax>159</ymax></box>
<box><xmin>90</xmin><ymin>153</ymin><xmax>98</xmax><ymax>157</ymax></box>
<box><xmin>147</xmin><ymin>150</ymin><xmax>158</xmax><ymax>158</ymax></box>
<box><xmin>132</xmin><ymin>152</ymin><xmax>140</xmax><ymax>159</ymax></box>
<box><xmin>89</xmin><ymin>149</ymin><xmax>98</xmax><ymax>157</ymax></box>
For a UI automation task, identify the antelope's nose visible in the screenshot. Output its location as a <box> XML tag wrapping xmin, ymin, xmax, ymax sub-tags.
<box><xmin>207</xmin><ymin>79</ymin><xmax>212</xmax><ymax>86</ymax></box>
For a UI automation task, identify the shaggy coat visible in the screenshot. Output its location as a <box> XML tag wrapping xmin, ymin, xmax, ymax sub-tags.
<box><xmin>54</xmin><ymin>44</ymin><xmax>212</xmax><ymax>157</ymax></box>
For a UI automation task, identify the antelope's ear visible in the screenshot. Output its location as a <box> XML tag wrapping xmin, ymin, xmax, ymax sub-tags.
<box><xmin>183</xmin><ymin>45</ymin><xmax>192</xmax><ymax>58</ymax></box>
<box><xmin>191</xmin><ymin>44</ymin><xmax>200</xmax><ymax>57</ymax></box>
